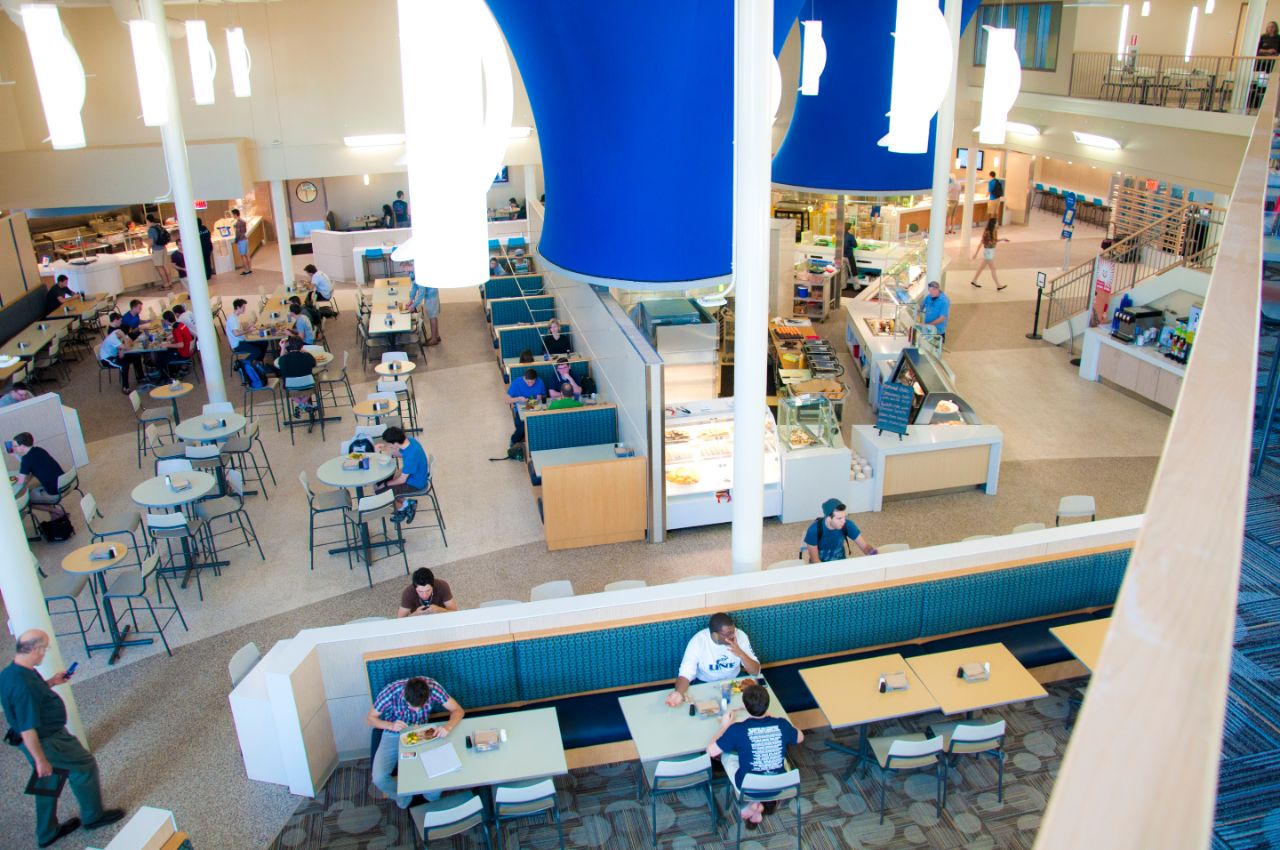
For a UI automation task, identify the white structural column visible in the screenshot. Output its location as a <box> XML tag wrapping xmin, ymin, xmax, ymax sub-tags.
<box><xmin>1234</xmin><ymin>0</ymin><xmax>1268</xmax><ymax>112</ymax></box>
<box><xmin>271</xmin><ymin>180</ymin><xmax>294</xmax><ymax>286</ymax></box>
<box><xmin>0</xmin><ymin>490</ymin><xmax>86</xmax><ymax>745</ymax></box>
<box><xmin>142</xmin><ymin>0</ymin><xmax>226</xmax><ymax>403</ymax></box>
<box><xmin>959</xmin><ymin>130</ymin><xmax>979</xmax><ymax>252</ymax></box>
<box><xmin>927</xmin><ymin>0</ymin><xmax>963</xmax><ymax>285</ymax></box>
<box><xmin>730</xmin><ymin>0</ymin><xmax>773</xmax><ymax>574</ymax></box>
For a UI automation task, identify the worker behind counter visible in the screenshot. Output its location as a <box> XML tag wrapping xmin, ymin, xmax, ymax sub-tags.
<box><xmin>920</xmin><ymin>281</ymin><xmax>950</xmax><ymax>341</ymax></box>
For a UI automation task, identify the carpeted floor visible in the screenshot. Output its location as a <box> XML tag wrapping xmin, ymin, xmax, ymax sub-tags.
<box><xmin>266</xmin><ymin>686</ymin><xmax>1081</xmax><ymax>850</ymax></box>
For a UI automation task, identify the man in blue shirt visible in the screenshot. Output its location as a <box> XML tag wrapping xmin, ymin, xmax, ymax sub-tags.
<box><xmin>505</xmin><ymin>368</ymin><xmax>547</xmax><ymax>446</ymax></box>
<box><xmin>376</xmin><ymin>426</ymin><xmax>430</xmax><ymax>523</ymax></box>
<box><xmin>802</xmin><ymin>498</ymin><xmax>878</xmax><ymax>563</ymax></box>
<box><xmin>920</xmin><ymin>281</ymin><xmax>950</xmax><ymax>340</ymax></box>
<box><xmin>119</xmin><ymin>299</ymin><xmax>144</xmax><ymax>338</ymax></box>
<box><xmin>391</xmin><ymin>191</ymin><xmax>410</xmax><ymax>227</ymax></box>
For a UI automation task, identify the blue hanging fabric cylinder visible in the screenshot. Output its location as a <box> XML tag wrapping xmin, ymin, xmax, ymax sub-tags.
<box><xmin>772</xmin><ymin>0</ymin><xmax>982</xmax><ymax>195</ymax></box>
<box><xmin>485</xmin><ymin>0</ymin><xmax>805</xmax><ymax>288</ymax></box>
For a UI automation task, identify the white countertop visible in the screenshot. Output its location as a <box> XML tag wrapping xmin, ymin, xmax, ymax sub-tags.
<box><xmin>38</xmin><ymin>245</ymin><xmax>175</xmax><ymax>277</ymax></box>
<box><xmin>844</xmin><ymin>302</ymin><xmax>914</xmax><ymax>359</ymax></box>
<box><xmin>1083</xmin><ymin>326</ymin><xmax>1186</xmax><ymax>376</ymax></box>
<box><xmin>853</xmin><ymin>423</ymin><xmax>1003</xmax><ymax>455</ymax></box>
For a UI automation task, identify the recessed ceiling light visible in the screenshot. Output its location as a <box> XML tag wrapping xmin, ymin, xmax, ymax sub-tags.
<box><xmin>343</xmin><ymin>133</ymin><xmax>405</xmax><ymax>148</ymax></box>
<box><xmin>1073</xmin><ymin>131</ymin><xmax>1121</xmax><ymax>150</ymax></box>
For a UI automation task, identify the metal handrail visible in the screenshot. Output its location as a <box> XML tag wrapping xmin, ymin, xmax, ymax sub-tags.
<box><xmin>1069</xmin><ymin>51</ymin><xmax>1270</xmax><ymax>114</ymax></box>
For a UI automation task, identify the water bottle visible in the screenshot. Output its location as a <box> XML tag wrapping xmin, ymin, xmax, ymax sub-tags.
<box><xmin>720</xmin><ymin>681</ymin><xmax>731</xmax><ymax>715</ymax></box>
<box><xmin>164</xmin><ymin>474</ymin><xmax>173</xmax><ymax>490</ymax></box>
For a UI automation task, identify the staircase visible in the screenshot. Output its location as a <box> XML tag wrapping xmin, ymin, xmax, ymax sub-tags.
<box><xmin>1041</xmin><ymin>199</ymin><xmax>1225</xmax><ymax>343</ymax></box>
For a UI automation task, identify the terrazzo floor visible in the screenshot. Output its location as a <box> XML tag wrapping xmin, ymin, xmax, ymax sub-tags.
<box><xmin>0</xmin><ymin>226</ymin><xmax>1172</xmax><ymax>848</ymax></box>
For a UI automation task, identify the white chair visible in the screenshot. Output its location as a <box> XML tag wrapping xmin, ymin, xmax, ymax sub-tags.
<box><xmin>156</xmin><ymin>458</ymin><xmax>194</xmax><ymax>476</ymax></box>
<box><xmin>962</xmin><ymin>534</ymin><xmax>995</xmax><ymax>542</ymax></box>
<box><xmin>1012</xmin><ymin>522</ymin><xmax>1047</xmax><ymax>534</ymax></box>
<box><xmin>1057</xmin><ymin>495</ymin><xmax>1097</xmax><ymax>525</ymax></box>
<box><xmin>927</xmin><ymin>719</ymin><xmax>1007</xmax><ymax>806</ymax></box>
<box><xmin>409</xmin><ymin>794</ymin><xmax>491</xmax><ymax>847</ymax></box>
<box><xmin>643</xmin><ymin>754</ymin><xmax>717</xmax><ymax>843</ymax></box>
<box><xmin>603</xmin><ymin>579</ymin><xmax>647</xmax><ymax>592</ymax></box>
<box><xmin>202</xmin><ymin>402</ymin><xmax>235</xmax><ymax>416</ymax></box>
<box><xmin>492</xmin><ymin>778</ymin><xmax>565</xmax><ymax>849</ymax></box>
<box><xmin>877</xmin><ymin>543</ymin><xmax>910</xmax><ymax>553</ymax></box>
<box><xmin>228</xmin><ymin>642</ymin><xmax>261</xmax><ymax>687</ymax></box>
<box><xmin>529</xmin><ymin>580</ymin><xmax>574</xmax><ymax>602</ymax></box>
<box><xmin>864</xmin><ymin>735</ymin><xmax>944</xmax><ymax>824</ymax></box>
<box><xmin>765</xmin><ymin>559</ymin><xmax>805</xmax><ymax>571</ymax></box>
<box><xmin>478</xmin><ymin>599</ymin><xmax>521</xmax><ymax>608</ymax></box>
<box><xmin>727</xmin><ymin>769</ymin><xmax>803</xmax><ymax>848</ymax></box>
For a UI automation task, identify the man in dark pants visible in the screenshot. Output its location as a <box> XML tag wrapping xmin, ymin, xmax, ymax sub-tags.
<box><xmin>197</xmin><ymin>218</ymin><xmax>214</xmax><ymax>279</ymax></box>
<box><xmin>1</xmin><ymin>630</ymin><xmax>123</xmax><ymax>847</ymax></box>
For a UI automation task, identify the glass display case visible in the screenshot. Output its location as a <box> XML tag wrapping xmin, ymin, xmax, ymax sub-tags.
<box><xmin>777</xmin><ymin>393</ymin><xmax>840</xmax><ymax>451</ymax></box>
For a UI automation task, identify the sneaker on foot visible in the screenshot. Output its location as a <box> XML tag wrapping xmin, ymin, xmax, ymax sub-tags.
<box><xmin>390</xmin><ymin>509</ymin><xmax>405</xmax><ymax>524</ymax></box>
<box><xmin>38</xmin><ymin>818</ymin><xmax>80</xmax><ymax>847</ymax></box>
<box><xmin>402</xmin><ymin>498</ymin><xmax>418</xmax><ymax>524</ymax></box>
<box><xmin>83</xmin><ymin>809</ymin><xmax>126</xmax><ymax>830</ymax></box>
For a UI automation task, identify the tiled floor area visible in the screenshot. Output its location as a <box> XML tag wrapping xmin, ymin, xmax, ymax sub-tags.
<box><xmin>0</xmin><ymin>216</ymin><xmax>1174</xmax><ymax>848</ymax></box>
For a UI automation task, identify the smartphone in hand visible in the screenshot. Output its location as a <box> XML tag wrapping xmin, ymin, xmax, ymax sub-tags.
<box><xmin>65</xmin><ymin>662</ymin><xmax>78</xmax><ymax>677</ymax></box>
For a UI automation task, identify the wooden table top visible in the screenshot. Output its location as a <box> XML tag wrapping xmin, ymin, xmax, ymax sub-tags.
<box><xmin>151</xmin><ymin>381</ymin><xmax>194</xmax><ymax>400</ymax></box>
<box><xmin>131</xmin><ymin>471</ymin><xmax>217</xmax><ymax>509</ymax></box>
<box><xmin>1049</xmin><ymin>619</ymin><xmax>1111</xmax><ymax>673</ymax></box>
<box><xmin>372</xmin><ymin>277</ymin><xmax>412</xmax><ymax>289</ymax></box>
<box><xmin>906</xmin><ymin>643</ymin><xmax>1048</xmax><ymax>716</ymax></box>
<box><xmin>353</xmin><ymin>399</ymin><xmax>397</xmax><ymax>418</ymax></box>
<box><xmin>367</xmin><ymin>312</ymin><xmax>413</xmax><ymax>335</ymax></box>
<box><xmin>0</xmin><ymin>322</ymin><xmax>63</xmax><ymax>359</ymax></box>
<box><xmin>46</xmin><ymin>296</ymin><xmax>107</xmax><ymax>320</ymax></box>
<box><xmin>618</xmin><ymin>678</ymin><xmax>791</xmax><ymax>763</ymax></box>
<box><xmin>374</xmin><ymin>360</ymin><xmax>416</xmax><ymax>377</ymax></box>
<box><xmin>62</xmin><ymin>542</ymin><xmax>128</xmax><ymax>574</ymax></box>
<box><xmin>800</xmin><ymin>654</ymin><xmax>941</xmax><ymax>729</ymax></box>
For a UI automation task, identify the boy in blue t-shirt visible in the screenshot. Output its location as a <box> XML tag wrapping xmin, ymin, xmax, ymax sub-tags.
<box><xmin>505</xmin><ymin>369</ymin><xmax>547</xmax><ymax>446</ymax></box>
<box><xmin>802</xmin><ymin>498</ymin><xmax>879</xmax><ymax>563</ymax></box>
<box><xmin>376</xmin><ymin>426</ymin><xmax>430</xmax><ymax>524</ymax></box>
<box><xmin>708</xmin><ymin>684</ymin><xmax>802</xmax><ymax>828</ymax></box>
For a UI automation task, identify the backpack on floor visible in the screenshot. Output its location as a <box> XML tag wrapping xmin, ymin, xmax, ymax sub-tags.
<box><xmin>40</xmin><ymin>515</ymin><xmax>74</xmax><ymax>542</ymax></box>
<box><xmin>236</xmin><ymin>358</ymin><xmax>267</xmax><ymax>389</ymax></box>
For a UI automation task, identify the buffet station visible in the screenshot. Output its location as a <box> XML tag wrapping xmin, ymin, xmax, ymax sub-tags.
<box><xmin>1076</xmin><ymin>303</ymin><xmax>1195</xmax><ymax>411</ymax></box>
<box><xmin>848</xmin><ymin>346</ymin><xmax>1003</xmax><ymax>512</ymax></box>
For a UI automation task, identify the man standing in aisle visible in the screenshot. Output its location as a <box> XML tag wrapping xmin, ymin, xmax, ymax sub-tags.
<box><xmin>232</xmin><ymin>208</ymin><xmax>252</xmax><ymax>275</ymax></box>
<box><xmin>946</xmin><ymin>176</ymin><xmax>962</xmax><ymax>234</ymax></box>
<box><xmin>986</xmin><ymin>171</ymin><xmax>1004</xmax><ymax>220</ymax></box>
<box><xmin>802</xmin><ymin>498</ymin><xmax>878</xmax><ymax>563</ymax></box>
<box><xmin>145</xmin><ymin>214</ymin><xmax>173</xmax><ymax>290</ymax></box>
<box><xmin>197</xmin><ymin>217</ymin><xmax>214</xmax><ymax>279</ymax></box>
<box><xmin>391</xmin><ymin>191</ymin><xmax>410</xmax><ymax>228</ymax></box>
<box><xmin>665</xmin><ymin>612</ymin><xmax>762</xmax><ymax>707</ymax></box>
<box><xmin>1</xmin><ymin>630</ymin><xmax>124</xmax><ymax>847</ymax></box>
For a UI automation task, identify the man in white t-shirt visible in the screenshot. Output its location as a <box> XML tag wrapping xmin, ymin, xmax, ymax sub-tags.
<box><xmin>304</xmin><ymin>264</ymin><xmax>334</xmax><ymax>301</ymax></box>
<box><xmin>664</xmin><ymin>612</ymin><xmax>761</xmax><ymax>707</ymax></box>
<box><xmin>946</xmin><ymin>177</ymin><xmax>962</xmax><ymax>233</ymax></box>
<box><xmin>226</xmin><ymin>298</ymin><xmax>267</xmax><ymax>363</ymax></box>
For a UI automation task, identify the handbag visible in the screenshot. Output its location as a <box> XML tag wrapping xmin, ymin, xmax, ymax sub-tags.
<box><xmin>39</xmin><ymin>515</ymin><xmax>74</xmax><ymax>542</ymax></box>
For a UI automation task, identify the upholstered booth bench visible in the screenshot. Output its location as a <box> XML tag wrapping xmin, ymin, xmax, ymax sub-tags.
<box><xmin>365</xmin><ymin>547</ymin><xmax>1128</xmax><ymax>758</ymax></box>
<box><xmin>488</xmin><ymin>295</ymin><xmax>557</xmax><ymax>338</ymax></box>
<box><xmin>482</xmin><ymin>274</ymin><xmax>545</xmax><ymax>306</ymax></box>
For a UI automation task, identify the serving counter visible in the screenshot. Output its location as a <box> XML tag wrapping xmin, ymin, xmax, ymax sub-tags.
<box><xmin>37</xmin><ymin>245</ymin><xmax>177</xmax><ymax>296</ymax></box>
<box><xmin>1077</xmin><ymin>326</ymin><xmax>1184</xmax><ymax>410</ymax></box>
<box><xmin>212</xmin><ymin>214</ymin><xmax>263</xmax><ymax>273</ymax></box>
<box><xmin>843</xmin><ymin>300</ymin><xmax>913</xmax><ymax>408</ymax></box>
<box><xmin>850</xmin><ymin>423</ymin><xmax>1004</xmax><ymax>511</ymax></box>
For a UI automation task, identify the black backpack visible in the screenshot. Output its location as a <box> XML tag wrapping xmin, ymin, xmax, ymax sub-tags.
<box><xmin>988</xmin><ymin>179</ymin><xmax>1004</xmax><ymax>200</ymax></box>
<box><xmin>40</xmin><ymin>514</ymin><xmax>74</xmax><ymax>542</ymax></box>
<box><xmin>150</xmin><ymin>224</ymin><xmax>171</xmax><ymax>246</ymax></box>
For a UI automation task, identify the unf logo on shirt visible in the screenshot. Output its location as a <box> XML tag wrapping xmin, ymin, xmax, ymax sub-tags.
<box><xmin>708</xmin><ymin>655</ymin><xmax>737</xmax><ymax>672</ymax></box>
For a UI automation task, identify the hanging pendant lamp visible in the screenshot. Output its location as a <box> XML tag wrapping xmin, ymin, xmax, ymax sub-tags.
<box><xmin>879</xmin><ymin>0</ymin><xmax>952</xmax><ymax>155</ymax></box>
<box><xmin>128</xmin><ymin>19</ymin><xmax>169</xmax><ymax>126</ymax></box>
<box><xmin>978</xmin><ymin>26</ymin><xmax>1022</xmax><ymax>145</ymax></box>
<box><xmin>20</xmin><ymin>4</ymin><xmax>86</xmax><ymax>149</ymax></box>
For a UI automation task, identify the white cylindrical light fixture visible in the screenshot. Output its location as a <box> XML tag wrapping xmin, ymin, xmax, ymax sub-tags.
<box><xmin>769</xmin><ymin>54</ymin><xmax>782</xmax><ymax>122</ymax></box>
<box><xmin>1116</xmin><ymin>4</ymin><xmax>1130</xmax><ymax>59</ymax></box>
<box><xmin>128</xmin><ymin>19</ymin><xmax>168</xmax><ymax>126</ymax></box>
<box><xmin>21</xmin><ymin>3</ymin><xmax>86</xmax><ymax>150</ymax></box>
<box><xmin>978</xmin><ymin>26</ymin><xmax>1022</xmax><ymax>145</ymax></box>
<box><xmin>879</xmin><ymin>0</ymin><xmax>953</xmax><ymax>154</ymax></box>
<box><xmin>1141</xmin><ymin>1</ymin><xmax>1150</xmax><ymax>16</ymax></box>
<box><xmin>393</xmin><ymin>0</ymin><xmax>512</xmax><ymax>286</ymax></box>
<box><xmin>1185</xmin><ymin>6</ymin><xmax>1198</xmax><ymax>61</ymax></box>
<box><xmin>799</xmin><ymin>20</ymin><xmax>827</xmax><ymax>96</ymax></box>
<box><xmin>185</xmin><ymin>19</ymin><xmax>216</xmax><ymax>105</ymax></box>
<box><xmin>1205</xmin><ymin>0</ymin><xmax>1214</xmax><ymax>14</ymax></box>
<box><xmin>226</xmin><ymin>27</ymin><xmax>251</xmax><ymax>98</ymax></box>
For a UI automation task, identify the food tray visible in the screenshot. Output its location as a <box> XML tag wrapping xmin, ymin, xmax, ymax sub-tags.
<box><xmin>401</xmin><ymin>726</ymin><xmax>438</xmax><ymax>747</ymax></box>
<box><xmin>698</xmin><ymin>426</ymin><xmax>731</xmax><ymax>441</ymax></box>
<box><xmin>664</xmin><ymin>428</ymin><xmax>691</xmax><ymax>444</ymax></box>
<box><xmin>665</xmin><ymin>446</ymin><xmax>695</xmax><ymax>464</ymax></box>
<box><xmin>700</xmin><ymin>444</ymin><xmax>733</xmax><ymax>460</ymax></box>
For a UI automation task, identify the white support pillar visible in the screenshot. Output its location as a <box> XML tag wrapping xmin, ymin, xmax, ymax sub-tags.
<box><xmin>142</xmin><ymin>0</ymin><xmax>226</xmax><ymax>403</ymax></box>
<box><xmin>522</xmin><ymin>164</ymin><xmax>537</xmax><ymax>204</ymax></box>
<box><xmin>927</xmin><ymin>0</ymin><xmax>963</xmax><ymax>285</ymax></box>
<box><xmin>730</xmin><ymin>0</ymin><xmax>772</xmax><ymax>574</ymax></box>
<box><xmin>959</xmin><ymin>130</ymin><xmax>979</xmax><ymax>254</ymax></box>
<box><xmin>271</xmin><ymin>180</ymin><xmax>295</xmax><ymax>286</ymax></box>
<box><xmin>0</xmin><ymin>490</ymin><xmax>85</xmax><ymax>746</ymax></box>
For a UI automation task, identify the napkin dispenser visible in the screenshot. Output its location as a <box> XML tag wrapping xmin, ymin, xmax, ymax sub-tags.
<box><xmin>693</xmin><ymin>699</ymin><xmax>721</xmax><ymax>717</ymax></box>
<box><xmin>89</xmin><ymin>545</ymin><xmax>118</xmax><ymax>561</ymax></box>
<box><xmin>878</xmin><ymin>672</ymin><xmax>909</xmax><ymax>693</ymax></box>
<box><xmin>471</xmin><ymin>729</ymin><xmax>500</xmax><ymax>752</ymax></box>
<box><xmin>957</xmin><ymin>662</ymin><xmax>990</xmax><ymax>682</ymax></box>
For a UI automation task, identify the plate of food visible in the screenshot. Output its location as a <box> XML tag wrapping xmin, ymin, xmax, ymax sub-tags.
<box><xmin>347</xmin><ymin>452</ymin><xmax>365</xmax><ymax>460</ymax></box>
<box><xmin>664</xmin><ymin>428</ymin><xmax>691</xmax><ymax>444</ymax></box>
<box><xmin>401</xmin><ymin>726</ymin><xmax>438</xmax><ymax>746</ymax></box>
<box><xmin>665</xmin><ymin>467</ymin><xmax>700</xmax><ymax>485</ymax></box>
<box><xmin>788</xmin><ymin>429</ymin><xmax>817</xmax><ymax>449</ymax></box>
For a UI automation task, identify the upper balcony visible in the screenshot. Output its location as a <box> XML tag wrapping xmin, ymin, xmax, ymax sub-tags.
<box><xmin>1067</xmin><ymin>51</ymin><xmax>1269</xmax><ymax>116</ymax></box>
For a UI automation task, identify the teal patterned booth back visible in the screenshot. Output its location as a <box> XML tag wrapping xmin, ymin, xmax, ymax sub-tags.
<box><xmin>366</xmin><ymin>641</ymin><xmax>519</xmax><ymax>710</ymax></box>
<box><xmin>499</xmin><ymin>324</ymin><xmax>571</xmax><ymax>360</ymax></box>
<box><xmin>490</xmin><ymin>295</ymin><xmax>556</xmax><ymax>328</ymax></box>
<box><xmin>364</xmin><ymin>548</ymin><xmax>1130</xmax><ymax>716</ymax></box>
<box><xmin>526</xmin><ymin>405</ymin><xmax>617</xmax><ymax>452</ymax></box>
<box><xmin>484</xmin><ymin>275</ymin><xmax>545</xmax><ymax>301</ymax></box>
<box><xmin>518</xmin><ymin>360</ymin><xmax>591</xmax><ymax>389</ymax></box>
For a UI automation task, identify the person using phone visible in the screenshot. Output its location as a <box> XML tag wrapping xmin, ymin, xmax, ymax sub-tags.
<box><xmin>665</xmin><ymin>613</ymin><xmax>761</xmax><ymax>707</ymax></box>
<box><xmin>1</xmin><ymin>630</ymin><xmax>124</xmax><ymax>846</ymax></box>
<box><xmin>365</xmin><ymin>675</ymin><xmax>464</xmax><ymax>809</ymax></box>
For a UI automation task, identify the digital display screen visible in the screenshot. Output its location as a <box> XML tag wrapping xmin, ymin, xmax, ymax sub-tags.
<box><xmin>955</xmin><ymin>147</ymin><xmax>985</xmax><ymax>171</ymax></box>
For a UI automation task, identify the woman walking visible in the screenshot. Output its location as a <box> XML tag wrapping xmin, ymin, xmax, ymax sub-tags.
<box><xmin>971</xmin><ymin>219</ymin><xmax>1010</xmax><ymax>291</ymax></box>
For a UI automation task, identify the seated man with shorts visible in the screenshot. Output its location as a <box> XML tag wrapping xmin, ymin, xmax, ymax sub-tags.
<box><xmin>375</xmin><ymin>426</ymin><xmax>429</xmax><ymax>523</ymax></box>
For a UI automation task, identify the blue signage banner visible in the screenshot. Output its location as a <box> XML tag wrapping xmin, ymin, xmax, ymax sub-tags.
<box><xmin>876</xmin><ymin>382</ymin><xmax>913</xmax><ymax>438</ymax></box>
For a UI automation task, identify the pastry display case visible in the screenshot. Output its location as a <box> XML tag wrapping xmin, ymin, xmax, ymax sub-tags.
<box><xmin>777</xmin><ymin>393</ymin><xmax>840</xmax><ymax>451</ymax></box>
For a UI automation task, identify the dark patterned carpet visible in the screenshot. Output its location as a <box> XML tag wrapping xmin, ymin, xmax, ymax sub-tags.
<box><xmin>268</xmin><ymin>684</ymin><xmax>1081</xmax><ymax>849</ymax></box>
<box><xmin>1212</xmin><ymin>323</ymin><xmax>1280</xmax><ymax>849</ymax></box>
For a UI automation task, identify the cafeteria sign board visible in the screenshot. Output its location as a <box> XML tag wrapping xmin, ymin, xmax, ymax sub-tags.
<box><xmin>876</xmin><ymin>381</ymin><xmax>912</xmax><ymax>438</ymax></box>
<box><xmin>1091</xmin><ymin>258</ymin><xmax>1117</xmax><ymax>327</ymax></box>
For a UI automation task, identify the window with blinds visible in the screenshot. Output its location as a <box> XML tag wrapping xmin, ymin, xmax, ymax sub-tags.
<box><xmin>972</xmin><ymin>2</ymin><xmax>1062</xmax><ymax>72</ymax></box>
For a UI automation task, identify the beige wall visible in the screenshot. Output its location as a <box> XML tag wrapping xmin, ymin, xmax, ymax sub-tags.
<box><xmin>0</xmin><ymin>213</ymin><xmax>41</xmax><ymax>308</ymax></box>
<box><xmin>1037</xmin><ymin>158</ymin><xmax>1117</xmax><ymax>197</ymax></box>
<box><xmin>961</xmin><ymin>4</ymin><xmax>1078</xmax><ymax>97</ymax></box>
<box><xmin>1073</xmin><ymin>1</ymin><xmax>1247</xmax><ymax>56</ymax></box>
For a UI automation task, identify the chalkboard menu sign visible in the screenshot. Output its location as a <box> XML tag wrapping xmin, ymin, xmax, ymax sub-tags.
<box><xmin>876</xmin><ymin>381</ymin><xmax>912</xmax><ymax>438</ymax></box>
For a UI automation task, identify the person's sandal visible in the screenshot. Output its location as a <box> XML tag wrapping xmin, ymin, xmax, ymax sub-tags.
<box><xmin>996</xmin><ymin>284</ymin><xmax>1007</xmax><ymax>291</ymax></box>
<box><xmin>970</xmin><ymin>281</ymin><xmax>982</xmax><ymax>288</ymax></box>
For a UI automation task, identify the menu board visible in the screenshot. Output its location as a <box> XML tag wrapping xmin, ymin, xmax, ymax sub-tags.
<box><xmin>876</xmin><ymin>381</ymin><xmax>912</xmax><ymax>438</ymax></box>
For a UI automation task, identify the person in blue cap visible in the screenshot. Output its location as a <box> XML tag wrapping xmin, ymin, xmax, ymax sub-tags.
<box><xmin>920</xmin><ymin>280</ymin><xmax>950</xmax><ymax>340</ymax></box>
<box><xmin>802</xmin><ymin>498</ymin><xmax>878</xmax><ymax>563</ymax></box>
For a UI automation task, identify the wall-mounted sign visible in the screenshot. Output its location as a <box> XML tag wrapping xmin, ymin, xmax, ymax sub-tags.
<box><xmin>193</xmin><ymin>199</ymin><xmax>207</xmax><ymax>210</ymax></box>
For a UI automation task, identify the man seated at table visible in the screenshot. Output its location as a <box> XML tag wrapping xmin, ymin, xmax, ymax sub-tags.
<box><xmin>375</xmin><ymin>426</ymin><xmax>429</xmax><ymax>523</ymax></box>
<box><xmin>155</xmin><ymin>310</ymin><xmax>194</xmax><ymax>380</ymax></box>
<box><xmin>803</xmin><ymin>499</ymin><xmax>878</xmax><ymax>563</ymax></box>
<box><xmin>226</xmin><ymin>298</ymin><xmax>267</xmax><ymax>363</ymax></box>
<box><xmin>287</xmin><ymin>303</ymin><xmax>315</xmax><ymax>345</ymax></box>
<box><xmin>665</xmin><ymin>612</ymin><xmax>761</xmax><ymax>707</ymax></box>
<box><xmin>12</xmin><ymin>432</ymin><xmax>68</xmax><ymax>521</ymax></box>
<box><xmin>99</xmin><ymin>313</ymin><xmax>145</xmax><ymax>393</ymax></box>
<box><xmin>274</xmin><ymin>337</ymin><xmax>317</xmax><ymax>415</ymax></box>
<box><xmin>547</xmin><ymin>383</ymin><xmax>583</xmax><ymax>410</ymax></box>
<box><xmin>44</xmin><ymin>275</ymin><xmax>74</xmax><ymax>313</ymax></box>
<box><xmin>504</xmin><ymin>368</ymin><xmax>547</xmax><ymax>446</ymax></box>
<box><xmin>396</xmin><ymin>568</ymin><xmax>459</xmax><ymax>617</ymax></box>
<box><xmin>0</xmin><ymin>382</ymin><xmax>34</xmax><ymax>408</ymax></box>
<box><xmin>366</xmin><ymin>675</ymin><xmax>464</xmax><ymax>809</ymax></box>
<box><xmin>547</xmin><ymin>359</ymin><xmax>582</xmax><ymax>401</ymax></box>
<box><xmin>707</xmin><ymin>683</ymin><xmax>802</xmax><ymax>829</ymax></box>
<box><xmin>119</xmin><ymin>300</ymin><xmax>144</xmax><ymax>339</ymax></box>
<box><xmin>172</xmin><ymin>304</ymin><xmax>197</xmax><ymax>339</ymax></box>
<box><xmin>303</xmin><ymin>264</ymin><xmax>333</xmax><ymax>302</ymax></box>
